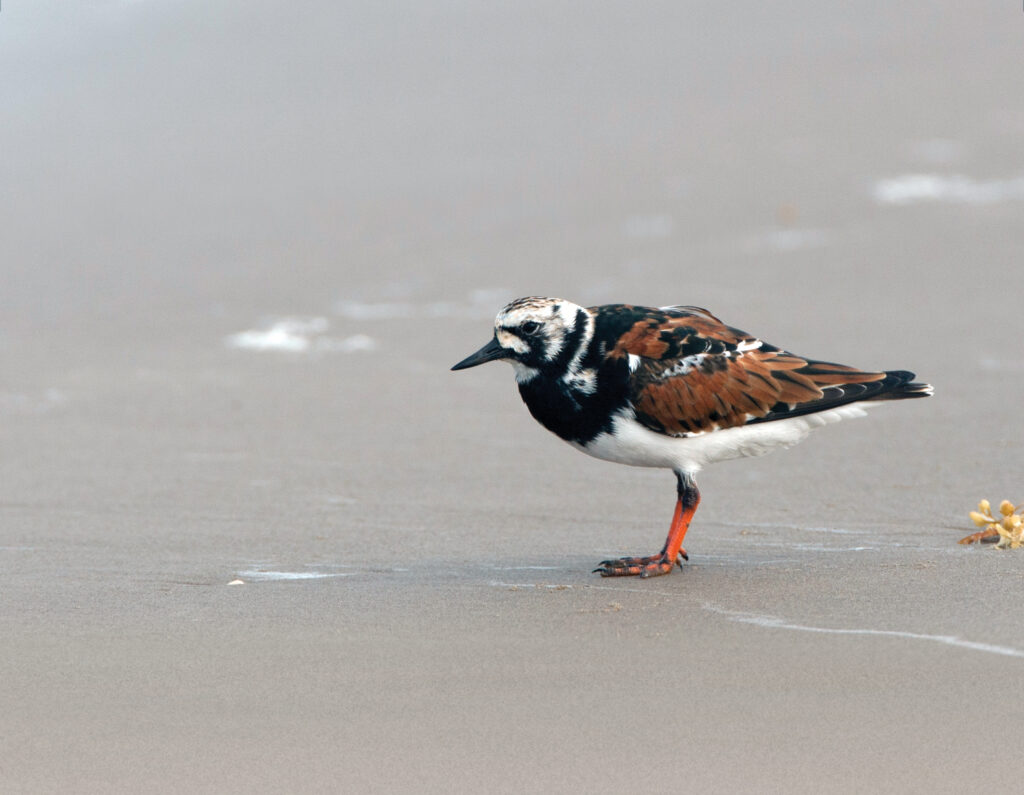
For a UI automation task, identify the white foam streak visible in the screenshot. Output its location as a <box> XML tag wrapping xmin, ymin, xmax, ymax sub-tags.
<box><xmin>225</xmin><ymin>318</ymin><xmax>376</xmax><ymax>354</ymax></box>
<box><xmin>227</xmin><ymin>318</ymin><xmax>327</xmax><ymax>352</ymax></box>
<box><xmin>488</xmin><ymin>565</ymin><xmax>563</xmax><ymax>571</ymax></box>
<box><xmin>237</xmin><ymin>570</ymin><xmax>356</xmax><ymax>581</ymax></box>
<box><xmin>873</xmin><ymin>173</ymin><xmax>1024</xmax><ymax>205</ymax></box>
<box><xmin>314</xmin><ymin>334</ymin><xmax>377</xmax><ymax>353</ymax></box>
<box><xmin>706</xmin><ymin>605</ymin><xmax>1024</xmax><ymax>659</ymax></box>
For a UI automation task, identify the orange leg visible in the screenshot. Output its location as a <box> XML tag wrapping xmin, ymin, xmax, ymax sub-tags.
<box><xmin>595</xmin><ymin>474</ymin><xmax>700</xmax><ymax>578</ymax></box>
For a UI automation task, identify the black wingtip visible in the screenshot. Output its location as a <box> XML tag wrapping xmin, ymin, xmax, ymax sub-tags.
<box><xmin>873</xmin><ymin>371</ymin><xmax>933</xmax><ymax>400</ymax></box>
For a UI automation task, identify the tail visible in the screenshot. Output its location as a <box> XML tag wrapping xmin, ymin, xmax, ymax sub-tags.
<box><xmin>864</xmin><ymin>370</ymin><xmax>933</xmax><ymax>401</ymax></box>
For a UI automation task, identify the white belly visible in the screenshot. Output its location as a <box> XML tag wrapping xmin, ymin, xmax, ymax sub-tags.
<box><xmin>571</xmin><ymin>405</ymin><xmax>869</xmax><ymax>475</ymax></box>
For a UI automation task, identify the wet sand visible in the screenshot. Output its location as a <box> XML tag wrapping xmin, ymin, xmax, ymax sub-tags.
<box><xmin>2</xmin><ymin>2</ymin><xmax>1024</xmax><ymax>792</ymax></box>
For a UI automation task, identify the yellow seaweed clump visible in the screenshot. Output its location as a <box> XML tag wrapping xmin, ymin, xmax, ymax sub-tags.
<box><xmin>960</xmin><ymin>499</ymin><xmax>1024</xmax><ymax>549</ymax></box>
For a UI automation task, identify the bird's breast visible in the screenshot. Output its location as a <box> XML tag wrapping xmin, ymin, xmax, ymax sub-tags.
<box><xmin>517</xmin><ymin>372</ymin><xmax>626</xmax><ymax>445</ymax></box>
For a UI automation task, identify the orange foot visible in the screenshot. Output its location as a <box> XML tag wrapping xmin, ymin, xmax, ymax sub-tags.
<box><xmin>593</xmin><ymin>550</ymin><xmax>687</xmax><ymax>578</ymax></box>
<box><xmin>597</xmin><ymin>474</ymin><xmax>699</xmax><ymax>578</ymax></box>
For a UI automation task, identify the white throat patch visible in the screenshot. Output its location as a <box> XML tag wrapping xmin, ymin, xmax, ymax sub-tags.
<box><xmin>509</xmin><ymin>360</ymin><xmax>539</xmax><ymax>383</ymax></box>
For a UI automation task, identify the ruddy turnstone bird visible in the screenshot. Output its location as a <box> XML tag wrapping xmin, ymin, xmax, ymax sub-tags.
<box><xmin>452</xmin><ymin>298</ymin><xmax>932</xmax><ymax>578</ymax></box>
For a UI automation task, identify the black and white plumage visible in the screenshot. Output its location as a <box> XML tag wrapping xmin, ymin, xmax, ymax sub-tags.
<box><xmin>452</xmin><ymin>297</ymin><xmax>932</xmax><ymax>577</ymax></box>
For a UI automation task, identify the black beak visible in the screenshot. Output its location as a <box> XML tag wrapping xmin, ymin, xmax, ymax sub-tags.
<box><xmin>451</xmin><ymin>336</ymin><xmax>508</xmax><ymax>370</ymax></box>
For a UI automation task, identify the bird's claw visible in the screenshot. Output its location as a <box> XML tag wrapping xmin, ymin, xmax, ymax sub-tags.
<box><xmin>593</xmin><ymin>550</ymin><xmax>687</xmax><ymax>578</ymax></box>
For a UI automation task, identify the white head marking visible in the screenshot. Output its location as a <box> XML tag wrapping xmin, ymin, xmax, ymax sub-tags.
<box><xmin>492</xmin><ymin>296</ymin><xmax>588</xmax><ymax>366</ymax></box>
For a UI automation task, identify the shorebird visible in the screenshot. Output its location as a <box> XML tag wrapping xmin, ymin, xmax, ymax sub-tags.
<box><xmin>452</xmin><ymin>298</ymin><xmax>931</xmax><ymax>577</ymax></box>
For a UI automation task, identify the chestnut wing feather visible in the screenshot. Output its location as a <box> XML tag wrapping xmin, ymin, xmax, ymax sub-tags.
<box><xmin>609</xmin><ymin>309</ymin><xmax>892</xmax><ymax>437</ymax></box>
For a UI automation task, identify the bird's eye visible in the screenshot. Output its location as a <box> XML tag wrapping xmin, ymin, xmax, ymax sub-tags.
<box><xmin>521</xmin><ymin>321</ymin><xmax>540</xmax><ymax>335</ymax></box>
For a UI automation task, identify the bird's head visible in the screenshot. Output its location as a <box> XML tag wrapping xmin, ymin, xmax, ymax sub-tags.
<box><xmin>451</xmin><ymin>296</ymin><xmax>589</xmax><ymax>382</ymax></box>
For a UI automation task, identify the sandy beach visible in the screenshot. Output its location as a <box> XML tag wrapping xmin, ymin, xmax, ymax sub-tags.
<box><xmin>2</xmin><ymin>2</ymin><xmax>1024</xmax><ymax>792</ymax></box>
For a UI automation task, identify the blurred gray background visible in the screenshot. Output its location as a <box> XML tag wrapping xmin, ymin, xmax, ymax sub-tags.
<box><xmin>2</xmin><ymin>2</ymin><xmax>1023</xmax><ymax>793</ymax></box>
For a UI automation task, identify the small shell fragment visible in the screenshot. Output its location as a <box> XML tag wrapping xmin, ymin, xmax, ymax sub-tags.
<box><xmin>960</xmin><ymin>498</ymin><xmax>1023</xmax><ymax>548</ymax></box>
<box><xmin>228</xmin><ymin>579</ymin><xmax>245</xmax><ymax>585</ymax></box>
